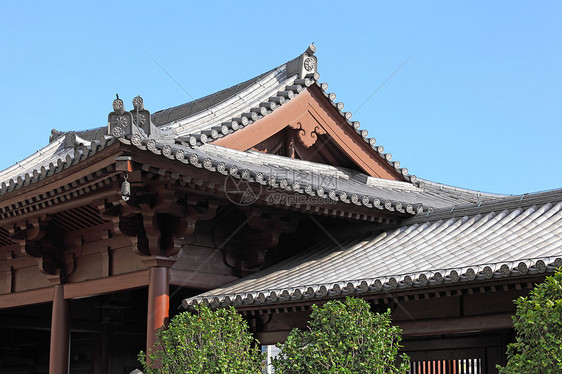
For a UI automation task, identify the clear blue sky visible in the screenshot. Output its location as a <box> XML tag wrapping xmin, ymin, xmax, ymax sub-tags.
<box><xmin>0</xmin><ymin>1</ymin><xmax>560</xmax><ymax>195</ymax></box>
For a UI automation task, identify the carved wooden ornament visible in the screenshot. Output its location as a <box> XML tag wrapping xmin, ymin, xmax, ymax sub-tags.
<box><xmin>288</xmin><ymin>113</ymin><xmax>327</xmax><ymax>148</ymax></box>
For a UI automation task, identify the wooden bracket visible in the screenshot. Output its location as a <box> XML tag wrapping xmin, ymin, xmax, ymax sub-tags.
<box><xmin>288</xmin><ymin>114</ymin><xmax>327</xmax><ymax>148</ymax></box>
<box><xmin>241</xmin><ymin>208</ymin><xmax>300</xmax><ymax>268</ymax></box>
<box><xmin>98</xmin><ymin>188</ymin><xmax>220</xmax><ymax>258</ymax></box>
<box><xmin>5</xmin><ymin>216</ymin><xmax>77</xmax><ymax>281</ymax></box>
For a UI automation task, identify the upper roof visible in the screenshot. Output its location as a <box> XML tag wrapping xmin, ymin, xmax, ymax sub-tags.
<box><xmin>0</xmin><ymin>45</ymin><xmax>505</xmax><ymax>216</ymax></box>
<box><xmin>151</xmin><ymin>60</ymin><xmax>291</xmax><ymax>132</ymax></box>
<box><xmin>181</xmin><ymin>188</ymin><xmax>562</xmax><ymax>310</ymax></box>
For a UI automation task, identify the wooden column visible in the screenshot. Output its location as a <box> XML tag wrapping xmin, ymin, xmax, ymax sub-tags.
<box><xmin>146</xmin><ymin>265</ymin><xmax>170</xmax><ymax>354</ymax></box>
<box><xmin>101</xmin><ymin>323</ymin><xmax>113</xmax><ymax>374</ymax></box>
<box><xmin>49</xmin><ymin>284</ymin><xmax>70</xmax><ymax>374</ymax></box>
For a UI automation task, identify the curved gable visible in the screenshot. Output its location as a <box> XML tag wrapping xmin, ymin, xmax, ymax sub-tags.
<box><xmin>214</xmin><ymin>84</ymin><xmax>406</xmax><ymax>181</ymax></box>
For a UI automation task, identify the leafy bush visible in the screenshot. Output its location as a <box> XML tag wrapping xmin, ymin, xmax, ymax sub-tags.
<box><xmin>138</xmin><ymin>305</ymin><xmax>263</xmax><ymax>374</ymax></box>
<box><xmin>498</xmin><ymin>269</ymin><xmax>562</xmax><ymax>373</ymax></box>
<box><xmin>272</xmin><ymin>297</ymin><xmax>409</xmax><ymax>374</ymax></box>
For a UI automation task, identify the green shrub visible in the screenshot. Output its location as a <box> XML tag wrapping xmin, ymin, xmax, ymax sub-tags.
<box><xmin>138</xmin><ymin>305</ymin><xmax>263</xmax><ymax>374</ymax></box>
<box><xmin>498</xmin><ymin>269</ymin><xmax>562</xmax><ymax>373</ymax></box>
<box><xmin>272</xmin><ymin>297</ymin><xmax>409</xmax><ymax>374</ymax></box>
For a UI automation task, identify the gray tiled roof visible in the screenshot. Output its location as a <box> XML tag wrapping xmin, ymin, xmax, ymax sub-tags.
<box><xmin>150</xmin><ymin>73</ymin><xmax>419</xmax><ymax>184</ymax></box>
<box><xmin>0</xmin><ymin>47</ymin><xmax>502</xmax><ymax>211</ymax></box>
<box><xmin>0</xmin><ymin>132</ymin><xmax>115</xmax><ymax>195</ymax></box>
<box><xmin>151</xmin><ymin>48</ymin><xmax>316</xmax><ymax>130</ymax></box>
<box><xmin>123</xmin><ymin>138</ymin><xmax>503</xmax><ymax>213</ymax></box>
<box><xmin>71</xmin><ymin>47</ymin><xmax>418</xmax><ymax>181</ymax></box>
<box><xmin>148</xmin><ymin>60</ymin><xmax>418</xmax><ymax>183</ymax></box>
<box><xmin>151</xmin><ymin>52</ymin><xmax>309</xmax><ymax>147</ymax></box>
<box><xmin>0</xmin><ymin>123</ymin><xmax>500</xmax><ymax>213</ymax></box>
<box><xmin>181</xmin><ymin>189</ymin><xmax>562</xmax><ymax>309</ymax></box>
<box><xmin>153</xmin><ymin>66</ymin><xmax>292</xmax><ymax>134</ymax></box>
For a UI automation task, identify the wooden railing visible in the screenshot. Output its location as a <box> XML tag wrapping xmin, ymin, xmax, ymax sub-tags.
<box><xmin>409</xmin><ymin>359</ymin><xmax>483</xmax><ymax>374</ymax></box>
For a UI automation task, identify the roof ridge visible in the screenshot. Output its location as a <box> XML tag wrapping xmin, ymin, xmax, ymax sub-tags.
<box><xmin>152</xmin><ymin>45</ymin><xmax>318</xmax><ymax>126</ymax></box>
<box><xmin>150</xmin><ymin>45</ymin><xmax>318</xmax><ymax>138</ymax></box>
<box><xmin>151</xmin><ymin>65</ymin><xmax>280</xmax><ymax>127</ymax></box>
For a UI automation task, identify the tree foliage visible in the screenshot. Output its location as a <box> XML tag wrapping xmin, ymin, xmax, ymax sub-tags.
<box><xmin>272</xmin><ymin>297</ymin><xmax>409</xmax><ymax>374</ymax></box>
<box><xmin>138</xmin><ymin>305</ymin><xmax>263</xmax><ymax>374</ymax></box>
<box><xmin>498</xmin><ymin>269</ymin><xmax>562</xmax><ymax>373</ymax></box>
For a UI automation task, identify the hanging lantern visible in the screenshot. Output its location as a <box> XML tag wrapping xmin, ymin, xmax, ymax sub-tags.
<box><xmin>121</xmin><ymin>175</ymin><xmax>131</xmax><ymax>201</ymax></box>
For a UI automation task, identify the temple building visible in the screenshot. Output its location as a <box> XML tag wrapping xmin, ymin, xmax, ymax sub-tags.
<box><xmin>0</xmin><ymin>45</ymin><xmax>560</xmax><ymax>374</ymax></box>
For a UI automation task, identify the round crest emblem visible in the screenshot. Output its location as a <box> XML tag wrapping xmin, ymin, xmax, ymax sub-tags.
<box><xmin>304</xmin><ymin>57</ymin><xmax>315</xmax><ymax>72</ymax></box>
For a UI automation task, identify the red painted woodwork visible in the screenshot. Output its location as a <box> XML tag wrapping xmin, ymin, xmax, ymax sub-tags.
<box><xmin>0</xmin><ymin>286</ymin><xmax>54</xmax><ymax>308</ymax></box>
<box><xmin>64</xmin><ymin>270</ymin><xmax>150</xmax><ymax>299</ymax></box>
<box><xmin>146</xmin><ymin>266</ymin><xmax>169</xmax><ymax>357</ymax></box>
<box><xmin>287</xmin><ymin>112</ymin><xmax>327</xmax><ymax>148</ymax></box>
<box><xmin>49</xmin><ymin>285</ymin><xmax>69</xmax><ymax>374</ymax></box>
<box><xmin>214</xmin><ymin>85</ymin><xmax>405</xmax><ymax>181</ymax></box>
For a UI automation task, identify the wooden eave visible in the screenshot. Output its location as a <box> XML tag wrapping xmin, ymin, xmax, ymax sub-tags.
<box><xmin>123</xmin><ymin>144</ymin><xmax>405</xmax><ymax>224</ymax></box>
<box><xmin>236</xmin><ymin>273</ymin><xmax>546</xmax><ymax>316</ymax></box>
<box><xmin>0</xmin><ymin>142</ymin><xmax>123</xmax><ymax>225</ymax></box>
<box><xmin>213</xmin><ymin>84</ymin><xmax>406</xmax><ymax>181</ymax></box>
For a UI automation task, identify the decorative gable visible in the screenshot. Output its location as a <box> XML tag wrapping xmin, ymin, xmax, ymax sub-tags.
<box><xmin>213</xmin><ymin>84</ymin><xmax>407</xmax><ymax>182</ymax></box>
<box><xmin>101</xmin><ymin>44</ymin><xmax>413</xmax><ymax>185</ymax></box>
<box><xmin>250</xmin><ymin>128</ymin><xmax>358</xmax><ymax>170</ymax></box>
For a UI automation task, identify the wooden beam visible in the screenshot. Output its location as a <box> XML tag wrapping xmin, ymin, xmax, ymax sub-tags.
<box><xmin>398</xmin><ymin>313</ymin><xmax>514</xmax><ymax>337</ymax></box>
<box><xmin>0</xmin><ymin>314</ymin><xmax>145</xmax><ymax>335</ymax></box>
<box><xmin>214</xmin><ymin>97</ymin><xmax>304</xmax><ymax>151</ymax></box>
<box><xmin>0</xmin><ymin>286</ymin><xmax>53</xmax><ymax>309</ymax></box>
<box><xmin>255</xmin><ymin>313</ymin><xmax>514</xmax><ymax>345</ymax></box>
<box><xmin>63</xmin><ymin>270</ymin><xmax>149</xmax><ymax>299</ymax></box>
<box><xmin>403</xmin><ymin>332</ymin><xmax>511</xmax><ymax>352</ymax></box>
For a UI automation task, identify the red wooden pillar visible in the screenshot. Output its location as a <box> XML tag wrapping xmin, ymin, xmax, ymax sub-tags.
<box><xmin>146</xmin><ymin>265</ymin><xmax>170</xmax><ymax>354</ymax></box>
<box><xmin>49</xmin><ymin>284</ymin><xmax>70</xmax><ymax>374</ymax></box>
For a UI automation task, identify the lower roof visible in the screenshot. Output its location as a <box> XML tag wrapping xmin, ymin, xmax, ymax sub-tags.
<box><xmin>182</xmin><ymin>189</ymin><xmax>562</xmax><ymax>310</ymax></box>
